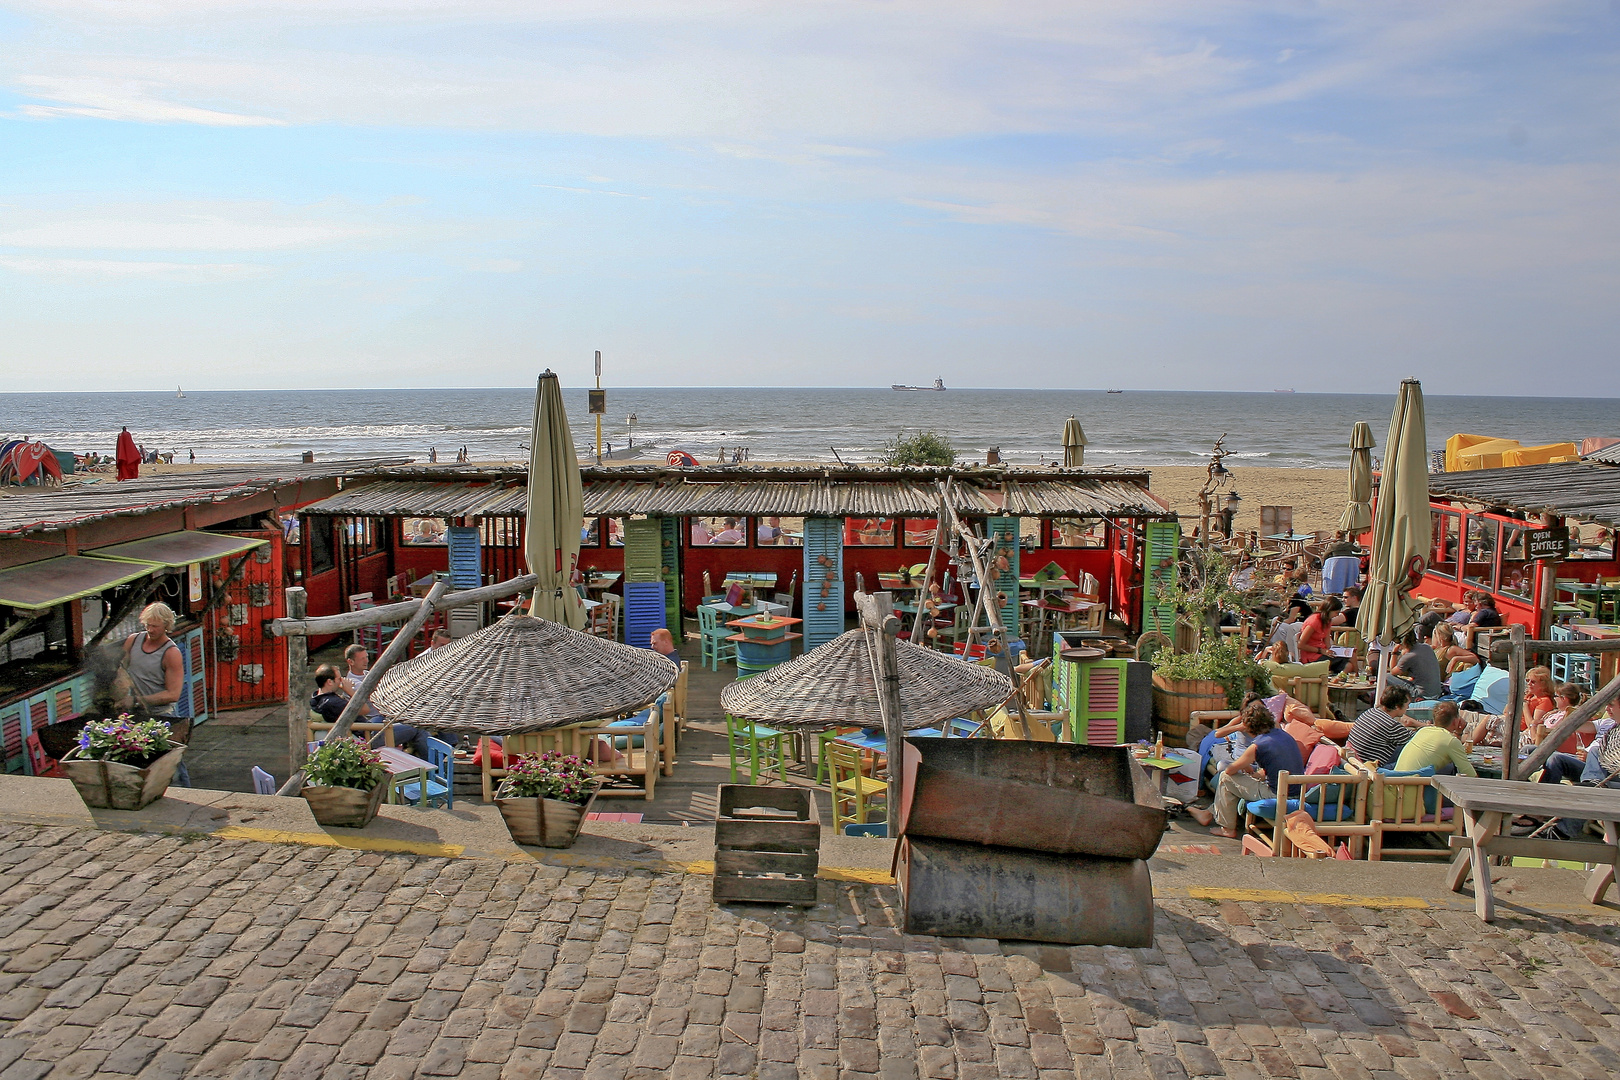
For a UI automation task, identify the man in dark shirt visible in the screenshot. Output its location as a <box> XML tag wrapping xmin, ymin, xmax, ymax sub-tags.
<box><xmin>1389</xmin><ymin>631</ymin><xmax>1443</xmax><ymax>700</ymax></box>
<box><xmin>1348</xmin><ymin>686</ymin><xmax>1419</xmax><ymax>767</ymax></box>
<box><xmin>1195</xmin><ymin>699</ymin><xmax>1305</xmax><ymax>838</ymax></box>
<box><xmin>310</xmin><ymin>665</ymin><xmax>348</xmax><ymax>723</ymax></box>
<box><xmin>1340</xmin><ymin>586</ymin><xmax>1362</xmax><ymax>628</ymax></box>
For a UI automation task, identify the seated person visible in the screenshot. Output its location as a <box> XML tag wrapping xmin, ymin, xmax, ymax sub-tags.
<box><xmin>1340</xmin><ymin>586</ymin><xmax>1362</xmax><ymax>627</ymax></box>
<box><xmin>1297</xmin><ymin>597</ymin><xmax>1349</xmax><ymax>674</ymax></box>
<box><xmin>1446</xmin><ymin>593</ymin><xmax>1479</xmax><ymax>625</ymax></box>
<box><xmin>1470</xmin><ymin>642</ymin><xmax>1513</xmax><ymax>717</ymax></box>
<box><xmin>340</xmin><ymin>645</ymin><xmax>429</xmax><ymax>757</ymax></box>
<box><xmin>425</xmin><ymin>627</ymin><xmax>453</xmax><ymax>652</ymax></box>
<box><xmin>713</xmin><ymin>517</ymin><xmax>745</xmax><ymax>544</ymax></box>
<box><xmin>1394</xmin><ymin>702</ymin><xmax>1476</xmax><ymax>777</ymax></box>
<box><xmin>1189</xmin><ymin>699</ymin><xmax>1305</xmax><ymax>839</ymax></box>
<box><xmin>1267</xmin><ymin>610</ymin><xmax>1304</xmax><ymax>664</ymax></box>
<box><xmin>1386</xmin><ymin>630</ymin><xmax>1443</xmax><ymax>701</ymax></box>
<box><xmin>650</xmin><ymin>627</ymin><xmax>681</xmax><ymax>665</ymax></box>
<box><xmin>1347</xmin><ymin>686</ymin><xmax>1419</xmax><ymax>768</ymax></box>
<box><xmin>310</xmin><ymin>664</ymin><xmax>348</xmax><ymax>723</ymax></box>
<box><xmin>1532</xmin><ymin>683</ymin><xmax>1595</xmax><ymax>756</ymax></box>
<box><xmin>1430</xmin><ymin>623</ymin><xmax>1477</xmax><ymax>675</ymax></box>
<box><xmin>1528</xmin><ymin>697</ymin><xmax>1620</xmax><ymax>839</ymax></box>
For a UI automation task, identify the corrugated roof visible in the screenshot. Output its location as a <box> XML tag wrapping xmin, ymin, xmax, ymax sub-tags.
<box><xmin>0</xmin><ymin>458</ymin><xmax>412</xmax><ymax>536</ymax></box>
<box><xmin>300</xmin><ymin>465</ymin><xmax>1168</xmax><ymax>520</ymax></box>
<box><xmin>1428</xmin><ymin>460</ymin><xmax>1620</xmax><ymax>528</ymax></box>
<box><xmin>1587</xmin><ymin>443</ymin><xmax>1620</xmax><ymax>464</ymax></box>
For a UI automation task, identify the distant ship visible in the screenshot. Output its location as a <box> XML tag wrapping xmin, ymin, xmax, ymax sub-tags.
<box><xmin>892</xmin><ymin>378</ymin><xmax>947</xmax><ymax>392</ymax></box>
<box><xmin>1106</xmin><ymin>389</ymin><xmax>1124</xmax><ymax>394</ymax></box>
<box><xmin>1274</xmin><ymin>388</ymin><xmax>1296</xmax><ymax>394</ymax></box>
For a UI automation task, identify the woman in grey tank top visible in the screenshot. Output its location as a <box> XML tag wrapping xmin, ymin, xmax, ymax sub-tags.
<box><xmin>123</xmin><ymin>602</ymin><xmax>184</xmax><ymax>717</ymax></box>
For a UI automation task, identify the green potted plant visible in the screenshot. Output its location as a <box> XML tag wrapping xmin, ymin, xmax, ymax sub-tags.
<box><xmin>299</xmin><ymin>737</ymin><xmax>389</xmax><ymax>828</ymax></box>
<box><xmin>61</xmin><ymin>715</ymin><xmax>187</xmax><ymax>810</ymax></box>
<box><xmin>495</xmin><ymin>750</ymin><xmax>601</xmax><ymax>848</ymax></box>
<box><xmin>1150</xmin><ymin>636</ymin><xmax>1274</xmax><ymax>744</ymax></box>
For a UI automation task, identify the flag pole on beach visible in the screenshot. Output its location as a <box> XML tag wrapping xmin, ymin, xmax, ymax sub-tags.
<box><xmin>593</xmin><ymin>350</ymin><xmax>603</xmax><ymax>465</ymax></box>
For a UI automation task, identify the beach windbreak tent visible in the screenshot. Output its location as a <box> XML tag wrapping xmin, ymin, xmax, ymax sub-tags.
<box><xmin>524</xmin><ymin>371</ymin><xmax>586</xmax><ymax>628</ymax></box>
<box><xmin>1338</xmin><ymin>421</ymin><xmax>1375</xmax><ymax>536</ymax></box>
<box><xmin>1063</xmin><ymin>417</ymin><xmax>1088</xmax><ymax>468</ymax></box>
<box><xmin>115</xmin><ymin>428</ymin><xmax>140</xmax><ymax>481</ymax></box>
<box><xmin>1362</xmin><ymin>379</ymin><xmax>1429</xmax><ymax>691</ymax></box>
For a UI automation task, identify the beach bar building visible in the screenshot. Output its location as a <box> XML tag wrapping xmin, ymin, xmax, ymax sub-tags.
<box><xmin>0</xmin><ymin>459</ymin><xmax>406</xmax><ymax>774</ymax></box>
<box><xmin>1411</xmin><ymin>448</ymin><xmax>1620</xmax><ymax>650</ymax></box>
<box><xmin>292</xmin><ymin>463</ymin><xmax>1175</xmax><ymax>650</ymax></box>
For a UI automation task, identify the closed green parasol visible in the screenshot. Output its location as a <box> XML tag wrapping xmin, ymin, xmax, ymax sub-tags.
<box><xmin>524</xmin><ymin>371</ymin><xmax>586</xmax><ymax>628</ymax></box>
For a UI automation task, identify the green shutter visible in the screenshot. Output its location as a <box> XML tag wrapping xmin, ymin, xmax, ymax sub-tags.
<box><xmin>1142</xmin><ymin>521</ymin><xmax>1180</xmax><ymax>635</ymax></box>
<box><xmin>623</xmin><ymin>518</ymin><xmax>661</xmax><ymax>583</ymax></box>
<box><xmin>661</xmin><ymin>518</ymin><xmax>681</xmax><ymax>637</ymax></box>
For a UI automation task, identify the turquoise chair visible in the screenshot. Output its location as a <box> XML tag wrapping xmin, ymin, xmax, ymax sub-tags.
<box><xmin>697</xmin><ymin>605</ymin><xmax>738</xmax><ymax>671</ymax></box>
<box><xmin>396</xmin><ymin>737</ymin><xmax>454</xmax><ymax>809</ymax></box>
<box><xmin>725</xmin><ymin>713</ymin><xmax>788</xmax><ymax>785</ymax></box>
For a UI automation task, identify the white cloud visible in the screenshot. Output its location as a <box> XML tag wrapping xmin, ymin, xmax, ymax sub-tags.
<box><xmin>0</xmin><ymin>255</ymin><xmax>270</xmax><ymax>279</ymax></box>
<box><xmin>14</xmin><ymin>76</ymin><xmax>284</xmax><ymax>126</ymax></box>
<box><xmin>0</xmin><ymin>200</ymin><xmax>391</xmax><ymax>251</ymax></box>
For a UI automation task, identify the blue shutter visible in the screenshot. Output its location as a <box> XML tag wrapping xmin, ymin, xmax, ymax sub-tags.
<box><xmin>987</xmin><ymin>516</ymin><xmax>1021</xmax><ymax>640</ymax></box>
<box><xmin>446</xmin><ymin>527</ymin><xmax>482</xmax><ymax>589</ymax></box>
<box><xmin>623</xmin><ymin>582</ymin><xmax>666</xmax><ymax>650</ymax></box>
<box><xmin>802</xmin><ymin>519</ymin><xmax>844</xmax><ymax>650</ymax></box>
<box><xmin>174</xmin><ymin>626</ymin><xmax>208</xmax><ymax>723</ymax></box>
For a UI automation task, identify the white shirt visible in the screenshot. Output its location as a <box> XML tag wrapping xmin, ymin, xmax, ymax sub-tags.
<box><xmin>1269</xmin><ymin>620</ymin><xmax>1303</xmax><ymax>664</ymax></box>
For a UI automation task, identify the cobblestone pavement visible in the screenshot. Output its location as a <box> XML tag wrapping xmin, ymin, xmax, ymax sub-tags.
<box><xmin>5</xmin><ymin>824</ymin><xmax>1620</xmax><ymax>1080</ymax></box>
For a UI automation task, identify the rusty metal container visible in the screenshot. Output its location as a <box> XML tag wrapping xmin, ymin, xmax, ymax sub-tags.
<box><xmin>896</xmin><ymin>836</ymin><xmax>1154</xmax><ymax>947</ymax></box>
<box><xmin>899</xmin><ymin>738</ymin><xmax>1166</xmax><ymax>860</ymax></box>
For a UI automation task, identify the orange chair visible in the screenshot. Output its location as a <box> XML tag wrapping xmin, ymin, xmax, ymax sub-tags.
<box><xmin>25</xmin><ymin>733</ymin><xmax>65</xmax><ymax>778</ymax></box>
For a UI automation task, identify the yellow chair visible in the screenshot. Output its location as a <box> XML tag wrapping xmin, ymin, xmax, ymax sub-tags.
<box><xmin>828</xmin><ymin>742</ymin><xmax>886</xmax><ymax>830</ymax></box>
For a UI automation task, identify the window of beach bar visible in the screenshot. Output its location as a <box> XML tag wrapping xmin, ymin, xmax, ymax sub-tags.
<box><xmin>1498</xmin><ymin>522</ymin><xmax>1533</xmax><ymax>600</ymax></box>
<box><xmin>1463</xmin><ymin>516</ymin><xmax>1497</xmax><ymax>591</ymax></box>
<box><xmin>1430</xmin><ymin>511</ymin><xmax>1460</xmax><ymax>579</ymax></box>
<box><xmin>844</xmin><ymin>518</ymin><xmax>895</xmax><ymax>546</ymax></box>
<box><xmin>1052</xmin><ymin>517</ymin><xmax>1108</xmax><ymax>548</ymax></box>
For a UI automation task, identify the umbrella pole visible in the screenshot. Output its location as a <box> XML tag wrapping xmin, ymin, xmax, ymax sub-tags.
<box><xmin>1374</xmin><ymin>641</ymin><xmax>1388</xmax><ymax>706</ymax></box>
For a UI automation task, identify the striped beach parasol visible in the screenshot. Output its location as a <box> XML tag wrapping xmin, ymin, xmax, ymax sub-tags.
<box><xmin>719</xmin><ymin>629</ymin><xmax>1014</xmax><ymax>731</ymax></box>
<box><xmin>372</xmin><ymin>615</ymin><xmax>677</xmax><ymax>734</ymax></box>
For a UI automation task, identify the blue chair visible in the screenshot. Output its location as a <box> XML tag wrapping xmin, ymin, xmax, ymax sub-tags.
<box><xmin>396</xmin><ymin>737</ymin><xmax>454</xmax><ymax>808</ymax></box>
<box><xmin>697</xmin><ymin>606</ymin><xmax>738</xmax><ymax>671</ymax></box>
<box><xmin>251</xmin><ymin>767</ymin><xmax>276</xmax><ymax>795</ymax></box>
<box><xmin>843</xmin><ymin>822</ymin><xmax>888</xmax><ymax>837</ymax></box>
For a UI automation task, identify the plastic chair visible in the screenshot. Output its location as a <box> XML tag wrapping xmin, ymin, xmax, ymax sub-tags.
<box><xmin>251</xmin><ymin>766</ymin><xmax>276</xmax><ymax>795</ymax></box>
<box><xmin>725</xmin><ymin>713</ymin><xmax>788</xmax><ymax>785</ymax></box>
<box><xmin>828</xmin><ymin>742</ymin><xmax>886</xmax><ymax>830</ymax></box>
<box><xmin>396</xmin><ymin>737</ymin><xmax>454</xmax><ymax>808</ymax></box>
<box><xmin>25</xmin><ymin>734</ymin><xmax>64</xmax><ymax>779</ymax></box>
<box><xmin>815</xmin><ymin>727</ymin><xmax>863</xmax><ymax>783</ymax></box>
<box><xmin>698</xmin><ymin>606</ymin><xmax>738</xmax><ymax>670</ymax></box>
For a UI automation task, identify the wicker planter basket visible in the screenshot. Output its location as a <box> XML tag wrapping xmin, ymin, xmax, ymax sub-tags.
<box><xmin>61</xmin><ymin>744</ymin><xmax>187</xmax><ymax>811</ymax></box>
<box><xmin>1152</xmin><ymin>675</ymin><xmax>1228</xmax><ymax>747</ymax></box>
<box><xmin>495</xmin><ymin>783</ymin><xmax>600</xmax><ymax>848</ymax></box>
<box><xmin>301</xmin><ymin>780</ymin><xmax>387</xmax><ymax>828</ymax></box>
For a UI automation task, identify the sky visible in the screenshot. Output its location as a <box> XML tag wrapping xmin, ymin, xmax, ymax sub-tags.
<box><xmin>1</xmin><ymin>1</ymin><xmax>1618</xmax><ymax>395</ymax></box>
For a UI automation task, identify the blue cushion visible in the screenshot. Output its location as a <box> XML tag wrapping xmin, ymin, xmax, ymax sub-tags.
<box><xmin>1245</xmin><ymin>797</ymin><xmax>1357</xmax><ymax>823</ymax></box>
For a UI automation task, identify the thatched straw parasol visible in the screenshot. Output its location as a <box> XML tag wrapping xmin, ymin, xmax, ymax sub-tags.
<box><xmin>372</xmin><ymin>615</ymin><xmax>677</xmax><ymax>734</ymax></box>
<box><xmin>719</xmin><ymin>629</ymin><xmax>1014</xmax><ymax>731</ymax></box>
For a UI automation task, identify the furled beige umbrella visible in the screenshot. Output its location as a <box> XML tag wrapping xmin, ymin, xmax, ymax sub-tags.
<box><xmin>719</xmin><ymin>629</ymin><xmax>1014</xmax><ymax>731</ymax></box>
<box><xmin>1063</xmin><ymin>416</ymin><xmax>1088</xmax><ymax>468</ymax></box>
<box><xmin>525</xmin><ymin>371</ymin><xmax>585</xmax><ymax>628</ymax></box>
<box><xmin>372</xmin><ymin>615</ymin><xmax>676</xmax><ymax>733</ymax></box>
<box><xmin>1338</xmin><ymin>421</ymin><xmax>1375</xmax><ymax>535</ymax></box>
<box><xmin>1360</xmin><ymin>379</ymin><xmax>1430</xmax><ymax>696</ymax></box>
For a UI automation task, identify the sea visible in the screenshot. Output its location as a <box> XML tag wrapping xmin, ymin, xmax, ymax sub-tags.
<box><xmin>3</xmin><ymin>388</ymin><xmax>1616</xmax><ymax>470</ymax></box>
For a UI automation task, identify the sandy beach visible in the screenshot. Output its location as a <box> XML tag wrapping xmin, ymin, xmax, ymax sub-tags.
<box><xmin>48</xmin><ymin>458</ymin><xmax>1350</xmax><ymax>533</ymax></box>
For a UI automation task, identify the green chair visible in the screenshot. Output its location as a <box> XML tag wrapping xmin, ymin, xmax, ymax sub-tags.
<box><xmin>697</xmin><ymin>605</ymin><xmax>738</xmax><ymax>671</ymax></box>
<box><xmin>725</xmin><ymin>713</ymin><xmax>788</xmax><ymax>785</ymax></box>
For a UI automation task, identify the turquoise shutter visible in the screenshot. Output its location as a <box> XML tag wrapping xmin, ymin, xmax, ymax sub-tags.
<box><xmin>174</xmin><ymin>626</ymin><xmax>209</xmax><ymax>723</ymax></box>
<box><xmin>1142</xmin><ymin>521</ymin><xmax>1180</xmax><ymax>635</ymax></box>
<box><xmin>987</xmin><ymin>516</ymin><xmax>1021</xmax><ymax>640</ymax></box>
<box><xmin>802</xmin><ymin>519</ymin><xmax>844</xmax><ymax>650</ymax></box>
<box><xmin>446</xmin><ymin>527</ymin><xmax>482</xmax><ymax>588</ymax></box>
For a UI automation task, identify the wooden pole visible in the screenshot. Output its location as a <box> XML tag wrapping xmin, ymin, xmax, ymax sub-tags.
<box><xmin>1502</xmin><ymin>623</ymin><xmax>1526</xmax><ymax>779</ymax></box>
<box><xmin>854</xmin><ymin>590</ymin><xmax>906</xmax><ymax>828</ymax></box>
<box><xmin>284</xmin><ymin>587</ymin><xmax>312</xmax><ymax>783</ymax></box>
<box><xmin>910</xmin><ymin>478</ymin><xmax>955</xmax><ymax>644</ymax></box>
<box><xmin>275</xmin><ymin>579</ymin><xmax>450</xmax><ymax>796</ymax></box>
<box><xmin>1536</xmin><ymin>513</ymin><xmax>1562</xmax><ymax>641</ymax></box>
<box><xmin>269</xmin><ymin>573</ymin><xmax>536</xmax><ymax>638</ymax></box>
<box><xmin>1516</xmin><ymin>670</ymin><xmax>1620</xmax><ymax>780</ymax></box>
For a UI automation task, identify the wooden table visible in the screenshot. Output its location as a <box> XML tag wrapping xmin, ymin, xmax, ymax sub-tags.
<box><xmin>375</xmin><ymin>745</ymin><xmax>436</xmax><ymax>806</ymax></box>
<box><xmin>1326</xmin><ymin>680</ymin><xmax>1374</xmax><ymax>721</ymax></box>
<box><xmin>1432</xmin><ymin>775</ymin><xmax>1620</xmax><ymax>921</ymax></box>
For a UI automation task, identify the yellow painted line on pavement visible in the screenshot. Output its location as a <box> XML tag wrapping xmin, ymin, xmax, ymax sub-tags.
<box><xmin>1183</xmin><ymin>886</ymin><xmax>1429</xmax><ymax>909</ymax></box>
<box><xmin>214</xmin><ymin>825</ymin><xmax>466</xmax><ymax>858</ymax></box>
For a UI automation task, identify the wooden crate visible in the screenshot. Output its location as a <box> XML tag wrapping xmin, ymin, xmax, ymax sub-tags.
<box><xmin>713</xmin><ymin>785</ymin><xmax>820</xmax><ymax>905</ymax></box>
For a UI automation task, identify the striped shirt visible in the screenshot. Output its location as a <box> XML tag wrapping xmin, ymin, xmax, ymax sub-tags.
<box><xmin>1348</xmin><ymin>708</ymin><xmax>1415</xmax><ymax>768</ymax></box>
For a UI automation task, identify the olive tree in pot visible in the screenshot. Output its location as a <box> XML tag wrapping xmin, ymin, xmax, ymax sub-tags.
<box><xmin>495</xmin><ymin>750</ymin><xmax>602</xmax><ymax>849</ymax></box>
<box><xmin>300</xmin><ymin>737</ymin><xmax>389</xmax><ymax>828</ymax></box>
<box><xmin>61</xmin><ymin>715</ymin><xmax>187</xmax><ymax>810</ymax></box>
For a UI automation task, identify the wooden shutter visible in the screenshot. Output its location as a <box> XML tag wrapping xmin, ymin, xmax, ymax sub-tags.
<box><xmin>987</xmin><ymin>516</ymin><xmax>1021</xmax><ymax>640</ymax></box>
<box><xmin>1142</xmin><ymin>521</ymin><xmax>1180</xmax><ymax>636</ymax></box>
<box><xmin>802</xmin><ymin>519</ymin><xmax>844</xmax><ymax>650</ymax></box>
<box><xmin>660</xmin><ymin>518</ymin><xmax>681</xmax><ymax>638</ymax></box>
<box><xmin>1058</xmin><ymin>657</ymin><xmax>1127</xmax><ymax>745</ymax></box>
<box><xmin>623</xmin><ymin>582</ymin><xmax>666</xmax><ymax>650</ymax></box>
<box><xmin>446</xmin><ymin>526</ymin><xmax>482</xmax><ymax>588</ymax></box>
<box><xmin>175</xmin><ymin>626</ymin><xmax>209</xmax><ymax>723</ymax></box>
<box><xmin>623</xmin><ymin>519</ymin><xmax>662</xmax><ymax>583</ymax></box>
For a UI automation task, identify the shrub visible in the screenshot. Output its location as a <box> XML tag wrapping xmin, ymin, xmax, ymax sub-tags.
<box><xmin>1151</xmin><ymin>636</ymin><xmax>1274</xmax><ymax>709</ymax></box>
<box><xmin>501</xmin><ymin>751</ymin><xmax>599</xmax><ymax>804</ymax></box>
<box><xmin>302</xmin><ymin>737</ymin><xmax>386</xmax><ymax>791</ymax></box>
<box><xmin>77</xmin><ymin>716</ymin><xmax>175</xmax><ymax>767</ymax></box>
<box><xmin>883</xmin><ymin>430</ymin><xmax>955</xmax><ymax>467</ymax></box>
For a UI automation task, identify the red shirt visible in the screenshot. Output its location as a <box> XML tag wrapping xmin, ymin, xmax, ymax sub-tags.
<box><xmin>1298</xmin><ymin>613</ymin><xmax>1332</xmax><ymax>663</ymax></box>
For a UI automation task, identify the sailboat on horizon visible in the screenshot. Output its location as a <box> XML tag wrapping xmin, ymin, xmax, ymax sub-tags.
<box><xmin>176</xmin><ymin>386</ymin><xmax>185</xmax><ymax>399</ymax></box>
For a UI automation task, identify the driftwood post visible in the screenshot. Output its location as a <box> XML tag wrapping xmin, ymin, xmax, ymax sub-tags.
<box><xmin>284</xmin><ymin>587</ymin><xmax>312</xmax><ymax>782</ymax></box>
<box><xmin>1536</xmin><ymin>514</ymin><xmax>1562</xmax><ymax>640</ymax></box>
<box><xmin>1502</xmin><ymin>624</ymin><xmax>1526</xmax><ymax>776</ymax></box>
<box><xmin>854</xmin><ymin>590</ymin><xmax>907</xmax><ymax>825</ymax></box>
<box><xmin>268</xmin><ymin>573</ymin><xmax>538</xmax><ymax>638</ymax></box>
<box><xmin>909</xmin><ymin>478</ymin><xmax>955</xmax><ymax>644</ymax></box>
<box><xmin>275</xmin><ymin>579</ymin><xmax>450</xmax><ymax>796</ymax></box>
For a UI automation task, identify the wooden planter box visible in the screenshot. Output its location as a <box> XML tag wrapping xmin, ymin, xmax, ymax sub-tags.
<box><xmin>1151</xmin><ymin>674</ymin><xmax>1229</xmax><ymax>747</ymax></box>
<box><xmin>713</xmin><ymin>785</ymin><xmax>820</xmax><ymax>906</ymax></box>
<box><xmin>301</xmin><ymin>781</ymin><xmax>387</xmax><ymax>828</ymax></box>
<box><xmin>495</xmin><ymin>784</ymin><xmax>599</xmax><ymax>848</ymax></box>
<box><xmin>61</xmin><ymin>745</ymin><xmax>187</xmax><ymax>811</ymax></box>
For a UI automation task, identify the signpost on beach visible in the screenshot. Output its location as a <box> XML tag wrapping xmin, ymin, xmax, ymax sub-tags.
<box><xmin>591</xmin><ymin>350</ymin><xmax>605</xmax><ymax>465</ymax></box>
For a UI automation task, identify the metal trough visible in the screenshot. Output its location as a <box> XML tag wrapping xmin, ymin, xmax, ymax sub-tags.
<box><xmin>896</xmin><ymin>836</ymin><xmax>1154</xmax><ymax>947</ymax></box>
<box><xmin>899</xmin><ymin>738</ymin><xmax>1166</xmax><ymax>860</ymax></box>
